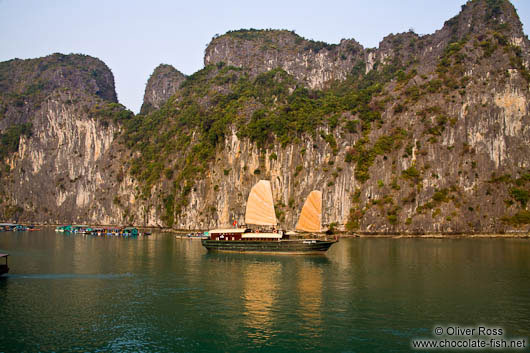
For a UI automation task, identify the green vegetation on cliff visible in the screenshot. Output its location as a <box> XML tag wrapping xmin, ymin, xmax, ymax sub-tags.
<box><xmin>0</xmin><ymin>123</ymin><xmax>32</xmax><ymax>161</ymax></box>
<box><xmin>220</xmin><ymin>29</ymin><xmax>338</xmax><ymax>53</ymax></box>
<box><xmin>0</xmin><ymin>53</ymin><xmax>117</xmax><ymax>107</ymax></box>
<box><xmin>125</xmin><ymin>0</ymin><xmax>529</xmax><ymax>229</ymax></box>
<box><xmin>122</xmin><ymin>55</ymin><xmax>406</xmax><ymax>225</ymax></box>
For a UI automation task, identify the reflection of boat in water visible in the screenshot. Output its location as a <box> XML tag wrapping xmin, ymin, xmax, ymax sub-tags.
<box><xmin>242</xmin><ymin>262</ymin><xmax>281</xmax><ymax>334</ymax></box>
<box><xmin>202</xmin><ymin>180</ymin><xmax>337</xmax><ymax>254</ymax></box>
<box><xmin>204</xmin><ymin>251</ymin><xmax>332</xmax><ymax>268</ymax></box>
<box><xmin>0</xmin><ymin>253</ymin><xmax>9</xmax><ymax>276</ymax></box>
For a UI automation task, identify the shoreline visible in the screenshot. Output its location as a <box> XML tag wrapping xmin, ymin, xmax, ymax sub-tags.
<box><xmin>5</xmin><ymin>223</ymin><xmax>529</xmax><ymax>239</ymax></box>
<box><xmin>343</xmin><ymin>233</ymin><xmax>530</xmax><ymax>239</ymax></box>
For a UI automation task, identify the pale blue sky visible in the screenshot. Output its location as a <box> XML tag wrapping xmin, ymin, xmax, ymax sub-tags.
<box><xmin>1</xmin><ymin>0</ymin><xmax>528</xmax><ymax>113</ymax></box>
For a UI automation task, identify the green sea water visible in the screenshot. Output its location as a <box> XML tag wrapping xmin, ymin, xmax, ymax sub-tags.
<box><xmin>0</xmin><ymin>230</ymin><xmax>529</xmax><ymax>352</ymax></box>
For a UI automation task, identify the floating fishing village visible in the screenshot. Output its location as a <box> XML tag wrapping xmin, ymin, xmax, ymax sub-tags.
<box><xmin>1</xmin><ymin>223</ymin><xmax>148</xmax><ymax>238</ymax></box>
<box><xmin>0</xmin><ymin>223</ymin><xmax>40</xmax><ymax>232</ymax></box>
<box><xmin>55</xmin><ymin>225</ymin><xmax>149</xmax><ymax>237</ymax></box>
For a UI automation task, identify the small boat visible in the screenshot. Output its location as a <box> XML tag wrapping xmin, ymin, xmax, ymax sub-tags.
<box><xmin>0</xmin><ymin>223</ymin><xmax>22</xmax><ymax>231</ymax></box>
<box><xmin>0</xmin><ymin>253</ymin><xmax>9</xmax><ymax>276</ymax></box>
<box><xmin>121</xmin><ymin>227</ymin><xmax>139</xmax><ymax>237</ymax></box>
<box><xmin>72</xmin><ymin>225</ymin><xmax>92</xmax><ymax>234</ymax></box>
<box><xmin>56</xmin><ymin>225</ymin><xmax>74</xmax><ymax>233</ymax></box>
<box><xmin>202</xmin><ymin>181</ymin><xmax>337</xmax><ymax>254</ymax></box>
<box><xmin>186</xmin><ymin>232</ymin><xmax>209</xmax><ymax>239</ymax></box>
<box><xmin>0</xmin><ymin>223</ymin><xmax>17</xmax><ymax>231</ymax></box>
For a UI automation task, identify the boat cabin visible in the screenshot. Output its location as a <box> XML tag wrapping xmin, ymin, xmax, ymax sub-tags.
<box><xmin>0</xmin><ymin>254</ymin><xmax>9</xmax><ymax>276</ymax></box>
<box><xmin>207</xmin><ymin>228</ymin><xmax>283</xmax><ymax>241</ymax></box>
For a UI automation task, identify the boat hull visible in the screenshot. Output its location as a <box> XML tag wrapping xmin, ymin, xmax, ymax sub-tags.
<box><xmin>0</xmin><ymin>264</ymin><xmax>8</xmax><ymax>276</ymax></box>
<box><xmin>201</xmin><ymin>239</ymin><xmax>337</xmax><ymax>254</ymax></box>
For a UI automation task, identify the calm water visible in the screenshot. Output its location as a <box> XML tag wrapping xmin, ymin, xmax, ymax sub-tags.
<box><xmin>0</xmin><ymin>230</ymin><xmax>529</xmax><ymax>352</ymax></box>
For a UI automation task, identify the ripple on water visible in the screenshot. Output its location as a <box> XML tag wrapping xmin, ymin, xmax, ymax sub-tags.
<box><xmin>7</xmin><ymin>273</ymin><xmax>134</xmax><ymax>279</ymax></box>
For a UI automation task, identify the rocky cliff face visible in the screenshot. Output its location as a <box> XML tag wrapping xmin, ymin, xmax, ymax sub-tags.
<box><xmin>2</xmin><ymin>0</ymin><xmax>530</xmax><ymax>234</ymax></box>
<box><xmin>0</xmin><ymin>54</ymin><xmax>132</xmax><ymax>224</ymax></box>
<box><xmin>205</xmin><ymin>30</ymin><xmax>364</xmax><ymax>89</ymax></box>
<box><xmin>0</xmin><ymin>53</ymin><xmax>117</xmax><ymax>129</ymax></box>
<box><xmin>140</xmin><ymin>64</ymin><xmax>186</xmax><ymax>115</ymax></box>
<box><xmin>128</xmin><ymin>0</ymin><xmax>530</xmax><ymax>233</ymax></box>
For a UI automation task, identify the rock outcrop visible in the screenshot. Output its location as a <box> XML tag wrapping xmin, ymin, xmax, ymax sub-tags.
<box><xmin>140</xmin><ymin>64</ymin><xmax>186</xmax><ymax>115</ymax></box>
<box><xmin>205</xmin><ymin>30</ymin><xmax>364</xmax><ymax>89</ymax></box>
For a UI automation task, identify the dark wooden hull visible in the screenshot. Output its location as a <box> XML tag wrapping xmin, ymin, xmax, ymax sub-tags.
<box><xmin>0</xmin><ymin>264</ymin><xmax>8</xmax><ymax>276</ymax></box>
<box><xmin>201</xmin><ymin>239</ymin><xmax>337</xmax><ymax>254</ymax></box>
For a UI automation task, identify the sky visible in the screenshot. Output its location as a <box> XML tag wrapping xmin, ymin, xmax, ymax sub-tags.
<box><xmin>1</xmin><ymin>0</ymin><xmax>529</xmax><ymax>113</ymax></box>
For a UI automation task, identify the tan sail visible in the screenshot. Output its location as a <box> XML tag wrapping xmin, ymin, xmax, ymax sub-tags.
<box><xmin>295</xmin><ymin>190</ymin><xmax>322</xmax><ymax>233</ymax></box>
<box><xmin>245</xmin><ymin>180</ymin><xmax>277</xmax><ymax>226</ymax></box>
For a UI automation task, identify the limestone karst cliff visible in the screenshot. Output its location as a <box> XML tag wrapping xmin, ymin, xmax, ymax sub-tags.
<box><xmin>1</xmin><ymin>0</ymin><xmax>530</xmax><ymax>234</ymax></box>
<box><xmin>204</xmin><ymin>30</ymin><xmax>364</xmax><ymax>90</ymax></box>
<box><xmin>0</xmin><ymin>53</ymin><xmax>133</xmax><ymax>224</ymax></box>
<box><xmin>140</xmin><ymin>64</ymin><xmax>186</xmax><ymax>115</ymax></box>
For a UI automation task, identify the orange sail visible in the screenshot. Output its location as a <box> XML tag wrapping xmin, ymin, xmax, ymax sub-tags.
<box><xmin>244</xmin><ymin>180</ymin><xmax>277</xmax><ymax>226</ymax></box>
<box><xmin>295</xmin><ymin>190</ymin><xmax>322</xmax><ymax>233</ymax></box>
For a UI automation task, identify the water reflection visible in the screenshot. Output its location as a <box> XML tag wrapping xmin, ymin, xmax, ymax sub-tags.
<box><xmin>201</xmin><ymin>252</ymin><xmax>331</xmax><ymax>345</ymax></box>
<box><xmin>242</xmin><ymin>262</ymin><xmax>282</xmax><ymax>342</ymax></box>
<box><xmin>297</xmin><ymin>264</ymin><xmax>323</xmax><ymax>328</ymax></box>
<box><xmin>203</xmin><ymin>252</ymin><xmax>330</xmax><ymax>265</ymax></box>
